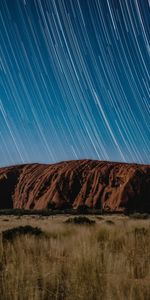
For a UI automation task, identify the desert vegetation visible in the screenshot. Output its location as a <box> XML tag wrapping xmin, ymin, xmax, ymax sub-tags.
<box><xmin>0</xmin><ymin>214</ymin><xmax>150</xmax><ymax>300</ymax></box>
<box><xmin>64</xmin><ymin>216</ymin><xmax>96</xmax><ymax>225</ymax></box>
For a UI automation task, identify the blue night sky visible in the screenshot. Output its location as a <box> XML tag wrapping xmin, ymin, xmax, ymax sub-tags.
<box><xmin>0</xmin><ymin>0</ymin><xmax>150</xmax><ymax>167</ymax></box>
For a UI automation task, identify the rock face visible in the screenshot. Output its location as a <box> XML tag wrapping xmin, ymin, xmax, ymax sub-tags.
<box><xmin>0</xmin><ymin>160</ymin><xmax>150</xmax><ymax>212</ymax></box>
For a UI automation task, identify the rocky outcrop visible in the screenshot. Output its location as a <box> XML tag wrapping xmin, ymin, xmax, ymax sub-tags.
<box><xmin>0</xmin><ymin>160</ymin><xmax>150</xmax><ymax>212</ymax></box>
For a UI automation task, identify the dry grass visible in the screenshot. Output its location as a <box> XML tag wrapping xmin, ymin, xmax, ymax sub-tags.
<box><xmin>0</xmin><ymin>214</ymin><xmax>150</xmax><ymax>300</ymax></box>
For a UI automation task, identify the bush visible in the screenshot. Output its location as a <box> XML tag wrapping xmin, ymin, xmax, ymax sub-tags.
<box><xmin>105</xmin><ymin>220</ymin><xmax>115</xmax><ymax>225</ymax></box>
<box><xmin>96</xmin><ymin>216</ymin><xmax>104</xmax><ymax>221</ymax></box>
<box><xmin>65</xmin><ymin>216</ymin><xmax>95</xmax><ymax>225</ymax></box>
<box><xmin>2</xmin><ymin>225</ymin><xmax>44</xmax><ymax>241</ymax></box>
<box><xmin>129</xmin><ymin>213</ymin><xmax>150</xmax><ymax>220</ymax></box>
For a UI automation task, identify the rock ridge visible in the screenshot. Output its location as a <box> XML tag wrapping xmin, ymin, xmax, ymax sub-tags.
<box><xmin>0</xmin><ymin>159</ymin><xmax>149</xmax><ymax>212</ymax></box>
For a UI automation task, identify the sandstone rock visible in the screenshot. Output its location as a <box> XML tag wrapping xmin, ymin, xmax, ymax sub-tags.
<box><xmin>0</xmin><ymin>160</ymin><xmax>149</xmax><ymax>212</ymax></box>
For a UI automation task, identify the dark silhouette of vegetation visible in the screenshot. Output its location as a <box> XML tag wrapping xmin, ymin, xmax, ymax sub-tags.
<box><xmin>129</xmin><ymin>213</ymin><xmax>150</xmax><ymax>219</ymax></box>
<box><xmin>2</xmin><ymin>225</ymin><xmax>44</xmax><ymax>241</ymax></box>
<box><xmin>0</xmin><ymin>208</ymin><xmax>149</xmax><ymax>217</ymax></box>
<box><xmin>65</xmin><ymin>216</ymin><xmax>95</xmax><ymax>225</ymax></box>
<box><xmin>105</xmin><ymin>220</ymin><xmax>115</xmax><ymax>225</ymax></box>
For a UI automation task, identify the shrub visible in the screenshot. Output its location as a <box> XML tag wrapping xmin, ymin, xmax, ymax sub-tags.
<box><xmin>129</xmin><ymin>213</ymin><xmax>150</xmax><ymax>219</ymax></box>
<box><xmin>2</xmin><ymin>225</ymin><xmax>44</xmax><ymax>241</ymax></box>
<box><xmin>96</xmin><ymin>216</ymin><xmax>104</xmax><ymax>221</ymax></box>
<box><xmin>105</xmin><ymin>220</ymin><xmax>115</xmax><ymax>225</ymax></box>
<box><xmin>65</xmin><ymin>216</ymin><xmax>95</xmax><ymax>225</ymax></box>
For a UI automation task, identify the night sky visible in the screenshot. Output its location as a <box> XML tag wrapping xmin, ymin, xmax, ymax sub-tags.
<box><xmin>0</xmin><ymin>0</ymin><xmax>150</xmax><ymax>167</ymax></box>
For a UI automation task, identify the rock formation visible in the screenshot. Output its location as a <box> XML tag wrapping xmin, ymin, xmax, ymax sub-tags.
<box><xmin>0</xmin><ymin>160</ymin><xmax>150</xmax><ymax>212</ymax></box>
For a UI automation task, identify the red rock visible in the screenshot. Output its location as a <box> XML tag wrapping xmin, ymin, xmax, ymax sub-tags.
<box><xmin>0</xmin><ymin>160</ymin><xmax>150</xmax><ymax>212</ymax></box>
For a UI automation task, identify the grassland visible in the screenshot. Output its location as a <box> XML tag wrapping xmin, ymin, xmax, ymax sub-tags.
<box><xmin>0</xmin><ymin>214</ymin><xmax>150</xmax><ymax>300</ymax></box>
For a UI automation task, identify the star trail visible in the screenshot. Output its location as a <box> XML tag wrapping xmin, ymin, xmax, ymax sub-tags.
<box><xmin>0</xmin><ymin>0</ymin><xmax>150</xmax><ymax>167</ymax></box>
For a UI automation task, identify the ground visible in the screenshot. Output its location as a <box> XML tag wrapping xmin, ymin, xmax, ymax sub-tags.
<box><xmin>0</xmin><ymin>214</ymin><xmax>150</xmax><ymax>300</ymax></box>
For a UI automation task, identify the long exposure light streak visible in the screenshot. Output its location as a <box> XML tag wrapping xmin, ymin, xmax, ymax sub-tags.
<box><xmin>0</xmin><ymin>0</ymin><xmax>150</xmax><ymax>166</ymax></box>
